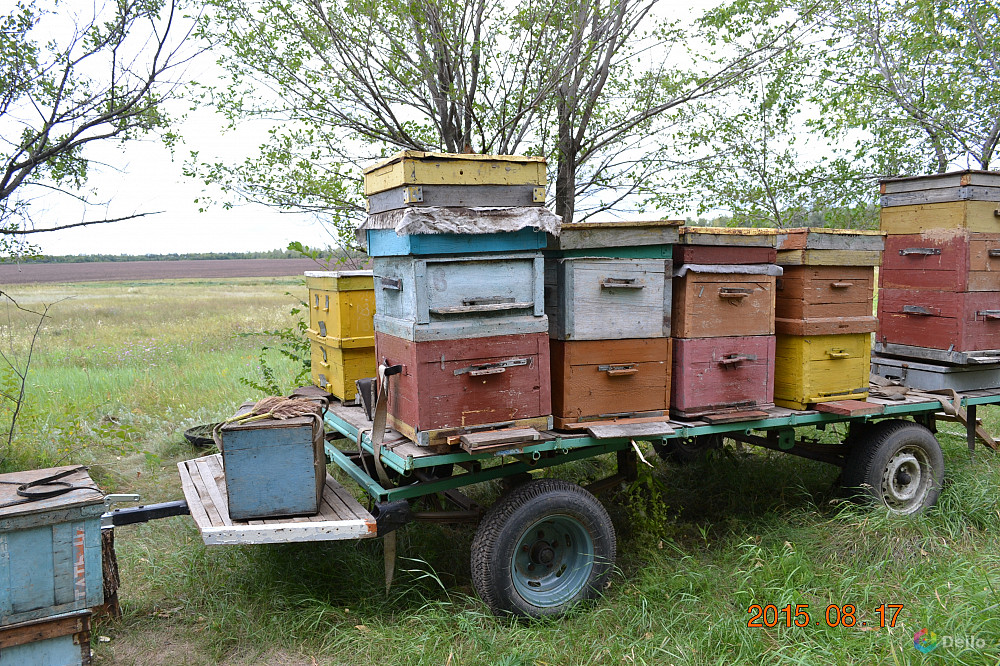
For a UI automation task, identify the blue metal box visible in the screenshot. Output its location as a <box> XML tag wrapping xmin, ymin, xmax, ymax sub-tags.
<box><xmin>0</xmin><ymin>467</ymin><xmax>104</xmax><ymax>628</ymax></box>
<box><xmin>365</xmin><ymin>228</ymin><xmax>548</xmax><ymax>257</ymax></box>
<box><xmin>373</xmin><ymin>253</ymin><xmax>546</xmax><ymax>341</ymax></box>
<box><xmin>220</xmin><ymin>404</ymin><xmax>325</xmax><ymax>521</ymax></box>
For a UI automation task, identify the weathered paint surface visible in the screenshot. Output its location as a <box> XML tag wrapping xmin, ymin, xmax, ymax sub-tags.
<box><xmin>545</xmin><ymin>258</ymin><xmax>671</xmax><ymax>340</ymax></box>
<box><xmin>877</xmin><ymin>288</ymin><xmax>1000</xmax><ymax>352</ymax></box>
<box><xmin>671</xmin><ymin>335</ymin><xmax>775</xmax><ymax>417</ymax></box>
<box><xmin>550</xmin><ymin>338</ymin><xmax>671</xmax><ymax>422</ymax></box>
<box><xmin>307</xmin><ymin>332</ymin><xmax>376</xmax><ymax>402</ymax></box>
<box><xmin>363</xmin><ymin>151</ymin><xmax>547</xmax><ymax>195</ymax></box>
<box><xmin>376</xmin><ymin>330</ymin><xmax>552</xmax><ymax>435</ymax></box>
<box><xmin>365</xmin><ymin>228</ymin><xmax>547</xmax><ymax>257</ymax></box>
<box><xmin>773</xmin><ymin>333</ymin><xmax>871</xmax><ymax>410</ymax></box>
<box><xmin>674</xmin><ymin>245</ymin><xmax>776</xmax><ymax>265</ymax></box>
<box><xmin>880</xmin><ymin>200</ymin><xmax>1000</xmax><ymax>235</ymax></box>
<box><xmin>881</xmin><ymin>231</ymin><xmax>1000</xmax><ymax>292</ymax></box>
<box><xmin>672</xmin><ymin>273</ymin><xmax>776</xmax><ymax>338</ymax></box>
<box><xmin>775</xmin><ymin>265</ymin><xmax>875</xmax><ymax>320</ymax></box>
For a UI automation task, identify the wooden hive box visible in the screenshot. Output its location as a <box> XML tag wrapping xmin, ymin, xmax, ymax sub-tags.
<box><xmin>881</xmin><ymin>231</ymin><xmax>1000</xmax><ymax>292</ymax></box>
<box><xmin>0</xmin><ymin>610</ymin><xmax>91</xmax><ymax>666</ymax></box>
<box><xmin>545</xmin><ymin>258</ymin><xmax>671</xmax><ymax>340</ymax></box>
<box><xmin>671</xmin><ymin>266</ymin><xmax>777</xmax><ymax>338</ymax></box>
<box><xmin>773</xmin><ymin>333</ymin><xmax>871</xmax><ymax>410</ymax></box>
<box><xmin>305</xmin><ymin>271</ymin><xmax>375</xmax><ymax>344</ymax></box>
<box><xmin>547</xmin><ymin>220</ymin><xmax>681</xmax><ymax>255</ymax></box>
<box><xmin>220</xmin><ymin>403</ymin><xmax>325</xmax><ymax>521</ymax></box>
<box><xmin>775</xmin><ymin>227</ymin><xmax>885</xmax><ymax>266</ymax></box>
<box><xmin>678</xmin><ymin>226</ymin><xmax>780</xmax><ymax>248</ymax></box>
<box><xmin>880</xmin><ymin>202</ymin><xmax>1000</xmax><ymax>235</ymax></box>
<box><xmin>671</xmin><ymin>335</ymin><xmax>775</xmax><ymax>417</ymax></box>
<box><xmin>365</xmin><ymin>183</ymin><xmax>546</xmax><ymax>215</ymax></box>
<box><xmin>0</xmin><ymin>467</ymin><xmax>104</xmax><ymax>627</ymax></box>
<box><xmin>376</xmin><ymin>330</ymin><xmax>551</xmax><ymax>446</ymax></box>
<box><xmin>774</xmin><ymin>265</ymin><xmax>877</xmax><ymax>335</ymax></box>
<box><xmin>365</xmin><ymin>227</ymin><xmax>548</xmax><ymax>257</ymax></box>
<box><xmin>307</xmin><ymin>330</ymin><xmax>375</xmax><ymax>402</ymax></box>
<box><xmin>550</xmin><ymin>338</ymin><xmax>671</xmax><ymax>427</ymax></box>
<box><xmin>363</xmin><ymin>151</ymin><xmax>547</xmax><ymax>196</ymax></box>
<box><xmin>880</xmin><ymin>170</ymin><xmax>1000</xmax><ymax>207</ymax></box>
<box><xmin>372</xmin><ymin>253</ymin><xmax>546</xmax><ymax>342</ymax></box>
<box><xmin>674</xmin><ymin>244</ymin><xmax>776</xmax><ymax>265</ymax></box>
<box><xmin>877</xmin><ymin>288</ymin><xmax>1000</xmax><ymax>352</ymax></box>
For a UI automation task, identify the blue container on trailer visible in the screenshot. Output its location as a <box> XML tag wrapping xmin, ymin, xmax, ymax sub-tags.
<box><xmin>0</xmin><ymin>467</ymin><xmax>104</xmax><ymax>628</ymax></box>
<box><xmin>365</xmin><ymin>227</ymin><xmax>548</xmax><ymax>257</ymax></box>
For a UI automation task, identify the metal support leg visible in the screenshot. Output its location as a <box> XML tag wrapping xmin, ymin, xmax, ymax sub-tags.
<box><xmin>967</xmin><ymin>404</ymin><xmax>977</xmax><ymax>454</ymax></box>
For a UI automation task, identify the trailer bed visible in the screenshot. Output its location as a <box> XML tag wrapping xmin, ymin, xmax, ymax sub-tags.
<box><xmin>178</xmin><ymin>454</ymin><xmax>377</xmax><ymax>545</ymax></box>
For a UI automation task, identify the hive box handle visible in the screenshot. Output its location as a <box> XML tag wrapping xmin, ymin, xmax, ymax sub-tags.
<box><xmin>899</xmin><ymin>247</ymin><xmax>941</xmax><ymax>256</ymax></box>
<box><xmin>598</xmin><ymin>364</ymin><xmax>639</xmax><ymax>376</ymax></box>
<box><xmin>601</xmin><ymin>277</ymin><xmax>644</xmax><ymax>289</ymax></box>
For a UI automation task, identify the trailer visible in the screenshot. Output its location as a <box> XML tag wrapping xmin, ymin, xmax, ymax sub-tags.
<box><xmin>165</xmin><ymin>384</ymin><xmax>1000</xmax><ymax>619</ymax></box>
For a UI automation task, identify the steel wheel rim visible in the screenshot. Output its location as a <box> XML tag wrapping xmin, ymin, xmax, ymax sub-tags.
<box><xmin>511</xmin><ymin>514</ymin><xmax>595</xmax><ymax>608</ymax></box>
<box><xmin>881</xmin><ymin>446</ymin><xmax>932</xmax><ymax>514</ymax></box>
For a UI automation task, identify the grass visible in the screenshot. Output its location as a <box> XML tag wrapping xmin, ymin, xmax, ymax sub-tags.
<box><xmin>2</xmin><ymin>278</ymin><xmax>1000</xmax><ymax>665</ymax></box>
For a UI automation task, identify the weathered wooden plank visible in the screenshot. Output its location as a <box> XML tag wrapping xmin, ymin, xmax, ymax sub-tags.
<box><xmin>671</xmin><ymin>335</ymin><xmax>775</xmax><ymax>417</ymax></box>
<box><xmin>877</xmin><ymin>288</ymin><xmax>1000</xmax><ymax>352</ymax></box>
<box><xmin>555</xmin><ymin>414</ymin><xmax>669</xmax><ymax>430</ymax></box>
<box><xmin>459</xmin><ymin>428</ymin><xmax>541</xmax><ymax>452</ymax></box>
<box><xmin>548</xmin><ymin>220</ymin><xmax>682</xmax><ymax>250</ymax></box>
<box><xmin>775</xmin><ymin>228</ymin><xmax>885</xmax><ymax>252</ymax></box>
<box><xmin>881</xmin><ymin>231</ymin><xmax>1000</xmax><ymax>292</ymax></box>
<box><xmin>776</xmin><ymin>249</ymin><xmax>882</xmax><ymax>266</ymax></box>
<box><xmin>880</xmin><ymin>170</ymin><xmax>1000</xmax><ymax>195</ymax></box>
<box><xmin>674</xmin><ymin>245</ymin><xmax>776</xmax><ymax>264</ymax></box>
<box><xmin>672</xmin><ymin>272</ymin><xmax>775</xmax><ymax>338</ymax></box>
<box><xmin>586</xmin><ymin>422</ymin><xmax>675</xmax><ymax>439</ymax></box>
<box><xmin>192</xmin><ymin>457</ymin><xmax>232</xmax><ymax>527</ymax></box>
<box><xmin>550</xmin><ymin>338</ymin><xmax>671</xmax><ymax>424</ymax></box>
<box><xmin>880</xmin><ymin>200</ymin><xmax>1000</xmax><ymax>235</ymax></box>
<box><xmin>0</xmin><ymin>610</ymin><xmax>89</xmax><ymax>650</ymax></box>
<box><xmin>678</xmin><ymin>226</ymin><xmax>780</xmax><ymax>247</ymax></box>
<box><xmin>545</xmin><ymin>258</ymin><xmax>670</xmax><ymax>340</ymax></box>
<box><xmin>774</xmin><ymin>316</ymin><xmax>877</xmax><ymax>336</ymax></box>
<box><xmin>701</xmin><ymin>410</ymin><xmax>769</xmax><ymax>424</ymax></box>
<box><xmin>377</xmin><ymin>330</ymin><xmax>551</xmax><ymax>445</ymax></box>
<box><xmin>813</xmin><ymin>400</ymin><xmax>884</xmax><ymax>416</ymax></box>
<box><xmin>366</xmin><ymin>184</ymin><xmax>544</xmax><ymax>214</ymax></box>
<box><xmin>177</xmin><ymin>460</ymin><xmax>213</xmax><ymax>532</ymax></box>
<box><xmin>880</xmin><ymin>186</ymin><xmax>1000</xmax><ymax>207</ymax></box>
<box><xmin>363</xmin><ymin>151</ymin><xmax>547</xmax><ymax>195</ymax></box>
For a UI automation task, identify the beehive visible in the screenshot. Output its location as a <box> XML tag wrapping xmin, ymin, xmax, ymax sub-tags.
<box><xmin>363</xmin><ymin>151</ymin><xmax>547</xmax><ymax>196</ymax></box>
<box><xmin>773</xmin><ymin>333</ymin><xmax>871</xmax><ymax>409</ymax></box>
<box><xmin>305</xmin><ymin>270</ymin><xmax>375</xmax><ymax>343</ymax></box>
<box><xmin>307</xmin><ymin>330</ymin><xmax>377</xmax><ymax>402</ymax></box>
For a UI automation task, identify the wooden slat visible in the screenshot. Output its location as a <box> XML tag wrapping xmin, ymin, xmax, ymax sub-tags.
<box><xmin>177</xmin><ymin>461</ymin><xmax>213</xmax><ymax>532</ymax></box>
<box><xmin>813</xmin><ymin>400</ymin><xmax>885</xmax><ymax>416</ymax></box>
<box><xmin>586</xmin><ymin>422</ymin><xmax>675</xmax><ymax>439</ymax></box>
<box><xmin>198</xmin><ymin>455</ymin><xmax>233</xmax><ymax>526</ymax></box>
<box><xmin>459</xmin><ymin>428</ymin><xmax>540</xmax><ymax>451</ymax></box>
<box><xmin>0</xmin><ymin>610</ymin><xmax>89</xmax><ymax>649</ymax></box>
<box><xmin>329</xmin><ymin>485</ymin><xmax>372</xmax><ymax>522</ymax></box>
<box><xmin>701</xmin><ymin>410</ymin><xmax>770</xmax><ymax>424</ymax></box>
<box><xmin>183</xmin><ymin>459</ymin><xmax>226</xmax><ymax>527</ymax></box>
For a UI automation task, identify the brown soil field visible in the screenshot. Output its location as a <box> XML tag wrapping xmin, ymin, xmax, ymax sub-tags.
<box><xmin>0</xmin><ymin>258</ymin><xmax>331</xmax><ymax>284</ymax></box>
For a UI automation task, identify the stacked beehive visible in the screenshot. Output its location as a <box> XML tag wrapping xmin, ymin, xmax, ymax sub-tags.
<box><xmin>873</xmin><ymin>171</ymin><xmax>1000</xmax><ymax>389</ymax></box>
<box><xmin>305</xmin><ymin>270</ymin><xmax>376</xmax><ymax>403</ymax></box>
<box><xmin>670</xmin><ymin>228</ymin><xmax>782</xmax><ymax>418</ymax></box>
<box><xmin>0</xmin><ymin>467</ymin><xmax>103</xmax><ymax>664</ymax></box>
<box><xmin>772</xmin><ymin>229</ymin><xmax>884</xmax><ymax>409</ymax></box>
<box><xmin>544</xmin><ymin>221</ymin><xmax>680</xmax><ymax>428</ymax></box>
<box><xmin>362</xmin><ymin>151</ymin><xmax>559</xmax><ymax>446</ymax></box>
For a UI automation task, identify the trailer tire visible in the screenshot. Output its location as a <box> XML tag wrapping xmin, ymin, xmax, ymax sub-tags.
<box><xmin>471</xmin><ymin>479</ymin><xmax>615</xmax><ymax>618</ymax></box>
<box><xmin>653</xmin><ymin>434</ymin><xmax>722</xmax><ymax>464</ymax></box>
<box><xmin>841</xmin><ymin>419</ymin><xmax>944</xmax><ymax>515</ymax></box>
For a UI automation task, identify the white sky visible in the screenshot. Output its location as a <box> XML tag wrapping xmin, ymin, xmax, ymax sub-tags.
<box><xmin>23</xmin><ymin>0</ymin><xmax>720</xmax><ymax>256</ymax></box>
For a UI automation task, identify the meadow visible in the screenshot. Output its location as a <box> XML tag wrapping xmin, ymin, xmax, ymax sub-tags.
<box><xmin>2</xmin><ymin>278</ymin><xmax>999</xmax><ymax>665</ymax></box>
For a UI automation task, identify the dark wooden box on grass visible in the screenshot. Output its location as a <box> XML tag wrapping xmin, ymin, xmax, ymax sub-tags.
<box><xmin>376</xmin><ymin>330</ymin><xmax>551</xmax><ymax>446</ymax></box>
<box><xmin>0</xmin><ymin>466</ymin><xmax>104</xmax><ymax>628</ymax></box>
<box><xmin>220</xmin><ymin>403</ymin><xmax>325</xmax><ymax>521</ymax></box>
<box><xmin>549</xmin><ymin>338</ymin><xmax>671</xmax><ymax>427</ymax></box>
<box><xmin>877</xmin><ymin>288</ymin><xmax>1000</xmax><ymax>353</ymax></box>
<box><xmin>670</xmin><ymin>335</ymin><xmax>775</xmax><ymax>417</ymax></box>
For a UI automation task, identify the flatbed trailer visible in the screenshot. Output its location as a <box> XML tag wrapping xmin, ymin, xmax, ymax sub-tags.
<box><xmin>169</xmin><ymin>385</ymin><xmax>1000</xmax><ymax>618</ymax></box>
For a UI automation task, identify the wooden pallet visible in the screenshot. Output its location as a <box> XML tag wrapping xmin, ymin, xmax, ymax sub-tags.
<box><xmin>178</xmin><ymin>454</ymin><xmax>376</xmax><ymax>545</ymax></box>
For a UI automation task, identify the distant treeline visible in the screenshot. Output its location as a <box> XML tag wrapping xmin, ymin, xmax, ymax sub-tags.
<box><xmin>24</xmin><ymin>249</ymin><xmax>304</xmax><ymax>263</ymax></box>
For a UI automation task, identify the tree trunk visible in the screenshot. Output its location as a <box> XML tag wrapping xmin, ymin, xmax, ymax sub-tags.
<box><xmin>555</xmin><ymin>97</ymin><xmax>576</xmax><ymax>222</ymax></box>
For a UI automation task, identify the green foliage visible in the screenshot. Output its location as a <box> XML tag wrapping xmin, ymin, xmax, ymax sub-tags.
<box><xmin>237</xmin><ymin>296</ymin><xmax>311</xmax><ymax>396</ymax></box>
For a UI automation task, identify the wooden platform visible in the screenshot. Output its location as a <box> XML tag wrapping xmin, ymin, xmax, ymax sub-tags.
<box><xmin>178</xmin><ymin>454</ymin><xmax>377</xmax><ymax>545</ymax></box>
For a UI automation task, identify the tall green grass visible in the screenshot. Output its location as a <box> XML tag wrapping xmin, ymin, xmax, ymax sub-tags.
<box><xmin>3</xmin><ymin>278</ymin><xmax>1000</xmax><ymax>664</ymax></box>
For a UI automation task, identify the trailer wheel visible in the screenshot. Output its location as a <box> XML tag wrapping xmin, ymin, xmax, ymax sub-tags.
<box><xmin>471</xmin><ymin>479</ymin><xmax>615</xmax><ymax>618</ymax></box>
<box><xmin>841</xmin><ymin>420</ymin><xmax>944</xmax><ymax>515</ymax></box>
<box><xmin>653</xmin><ymin>434</ymin><xmax>722</xmax><ymax>464</ymax></box>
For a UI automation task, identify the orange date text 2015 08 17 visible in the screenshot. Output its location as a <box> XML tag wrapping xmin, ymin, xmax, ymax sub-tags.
<box><xmin>747</xmin><ymin>604</ymin><xmax>904</xmax><ymax>629</ymax></box>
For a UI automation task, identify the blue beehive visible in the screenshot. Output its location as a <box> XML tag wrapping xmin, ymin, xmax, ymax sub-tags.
<box><xmin>0</xmin><ymin>467</ymin><xmax>104</xmax><ymax>628</ymax></box>
<box><xmin>220</xmin><ymin>403</ymin><xmax>326</xmax><ymax>521</ymax></box>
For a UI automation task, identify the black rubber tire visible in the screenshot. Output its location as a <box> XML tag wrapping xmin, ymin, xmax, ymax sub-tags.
<box><xmin>841</xmin><ymin>419</ymin><xmax>944</xmax><ymax>515</ymax></box>
<box><xmin>470</xmin><ymin>479</ymin><xmax>616</xmax><ymax>618</ymax></box>
<box><xmin>653</xmin><ymin>434</ymin><xmax>722</xmax><ymax>464</ymax></box>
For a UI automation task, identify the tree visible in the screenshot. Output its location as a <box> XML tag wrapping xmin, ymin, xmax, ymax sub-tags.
<box><xmin>191</xmin><ymin>0</ymin><xmax>813</xmax><ymax>236</ymax></box>
<box><xmin>0</xmin><ymin>0</ymin><xmax>200</xmax><ymax>257</ymax></box>
<box><xmin>815</xmin><ymin>0</ymin><xmax>1000</xmax><ymax>174</ymax></box>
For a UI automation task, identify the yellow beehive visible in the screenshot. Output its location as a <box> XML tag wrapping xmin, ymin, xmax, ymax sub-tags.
<box><xmin>305</xmin><ymin>270</ymin><xmax>375</xmax><ymax>345</ymax></box>
<box><xmin>880</xmin><ymin>201</ymin><xmax>1000</xmax><ymax>235</ymax></box>
<box><xmin>773</xmin><ymin>333</ymin><xmax>871</xmax><ymax>410</ymax></box>
<box><xmin>308</xmin><ymin>330</ymin><xmax>376</xmax><ymax>402</ymax></box>
<box><xmin>362</xmin><ymin>151</ymin><xmax>547</xmax><ymax>196</ymax></box>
